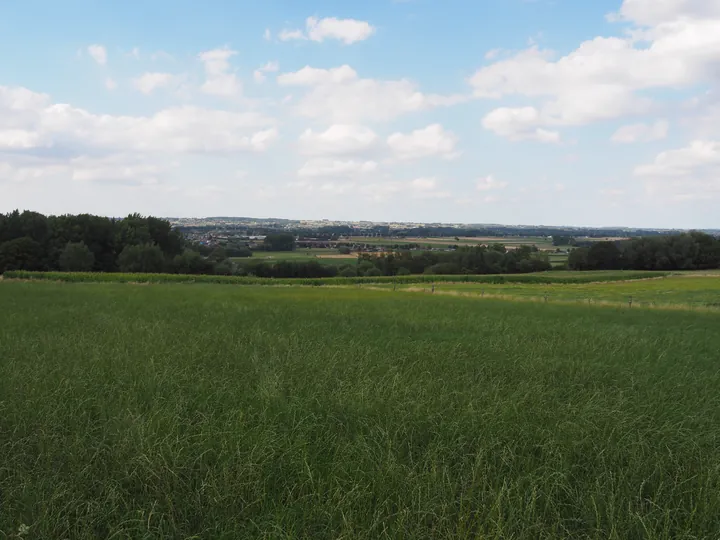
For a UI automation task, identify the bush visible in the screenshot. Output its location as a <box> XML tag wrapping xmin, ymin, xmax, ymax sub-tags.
<box><xmin>396</xmin><ymin>267</ymin><xmax>411</xmax><ymax>276</ymax></box>
<box><xmin>337</xmin><ymin>246</ymin><xmax>352</xmax><ymax>255</ymax></box>
<box><xmin>364</xmin><ymin>268</ymin><xmax>383</xmax><ymax>277</ymax></box>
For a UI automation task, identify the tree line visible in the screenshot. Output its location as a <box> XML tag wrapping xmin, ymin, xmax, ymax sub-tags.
<box><xmin>567</xmin><ymin>233</ymin><xmax>720</xmax><ymax>271</ymax></box>
<box><xmin>0</xmin><ymin>210</ymin><xmax>234</xmax><ymax>275</ymax></box>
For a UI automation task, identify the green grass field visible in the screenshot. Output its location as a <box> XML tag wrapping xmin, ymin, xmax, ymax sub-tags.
<box><xmin>2</xmin><ymin>280</ymin><xmax>720</xmax><ymax>538</ymax></box>
<box><xmin>380</xmin><ymin>275</ymin><xmax>720</xmax><ymax>310</ymax></box>
<box><xmin>233</xmin><ymin>249</ymin><xmax>357</xmax><ymax>267</ymax></box>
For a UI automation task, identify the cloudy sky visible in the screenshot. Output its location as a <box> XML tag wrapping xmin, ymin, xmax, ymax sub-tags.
<box><xmin>1</xmin><ymin>0</ymin><xmax>719</xmax><ymax>228</ymax></box>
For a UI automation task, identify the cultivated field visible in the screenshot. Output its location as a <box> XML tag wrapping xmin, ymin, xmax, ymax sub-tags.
<box><xmin>232</xmin><ymin>248</ymin><xmax>357</xmax><ymax>267</ymax></box>
<box><xmin>376</xmin><ymin>274</ymin><xmax>720</xmax><ymax>310</ymax></box>
<box><xmin>2</xmin><ymin>278</ymin><xmax>720</xmax><ymax>538</ymax></box>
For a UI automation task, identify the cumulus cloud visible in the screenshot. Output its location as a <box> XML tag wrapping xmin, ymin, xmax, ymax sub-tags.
<box><xmin>198</xmin><ymin>48</ymin><xmax>242</xmax><ymax>97</ymax></box>
<box><xmin>87</xmin><ymin>44</ymin><xmax>107</xmax><ymax>66</ymax></box>
<box><xmin>278</xmin><ymin>65</ymin><xmax>467</xmax><ymax>123</ymax></box>
<box><xmin>472</xmin><ymin>0</ymin><xmax>720</xmax><ymax>141</ymax></box>
<box><xmin>634</xmin><ymin>139</ymin><xmax>720</xmax><ymax>200</ymax></box>
<box><xmin>611</xmin><ymin>120</ymin><xmax>669</xmax><ymax>143</ymax></box>
<box><xmin>387</xmin><ymin>124</ymin><xmax>459</xmax><ymax>160</ymax></box>
<box><xmin>0</xmin><ymin>84</ymin><xmax>277</xmax><ymax>155</ymax></box>
<box><xmin>132</xmin><ymin>72</ymin><xmax>176</xmax><ymax>95</ymax></box>
<box><xmin>279</xmin><ymin>16</ymin><xmax>375</xmax><ymax>45</ymax></box>
<box><xmin>482</xmin><ymin>107</ymin><xmax>561</xmax><ymax>143</ymax></box>
<box><xmin>253</xmin><ymin>61</ymin><xmax>279</xmax><ymax>83</ymax></box>
<box><xmin>299</xmin><ymin>124</ymin><xmax>378</xmax><ymax>156</ymax></box>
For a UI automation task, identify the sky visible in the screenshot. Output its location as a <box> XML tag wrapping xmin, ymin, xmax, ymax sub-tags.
<box><xmin>1</xmin><ymin>0</ymin><xmax>720</xmax><ymax>228</ymax></box>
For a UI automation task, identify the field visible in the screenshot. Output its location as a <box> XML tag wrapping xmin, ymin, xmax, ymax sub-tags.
<box><xmin>375</xmin><ymin>274</ymin><xmax>720</xmax><ymax>310</ymax></box>
<box><xmin>2</xmin><ymin>278</ymin><xmax>720</xmax><ymax>538</ymax></box>
<box><xmin>233</xmin><ymin>248</ymin><xmax>357</xmax><ymax>267</ymax></box>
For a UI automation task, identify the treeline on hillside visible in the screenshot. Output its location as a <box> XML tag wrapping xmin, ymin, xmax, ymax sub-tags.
<box><xmin>235</xmin><ymin>245</ymin><xmax>551</xmax><ymax>278</ymax></box>
<box><xmin>568</xmin><ymin>233</ymin><xmax>720</xmax><ymax>271</ymax></box>
<box><xmin>354</xmin><ymin>245</ymin><xmax>552</xmax><ymax>276</ymax></box>
<box><xmin>0</xmin><ymin>210</ymin><xmax>233</xmax><ymax>275</ymax></box>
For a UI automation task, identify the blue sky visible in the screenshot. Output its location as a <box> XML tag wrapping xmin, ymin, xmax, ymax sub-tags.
<box><xmin>1</xmin><ymin>0</ymin><xmax>719</xmax><ymax>228</ymax></box>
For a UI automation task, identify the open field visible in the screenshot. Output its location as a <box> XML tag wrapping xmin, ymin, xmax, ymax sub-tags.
<box><xmin>2</xmin><ymin>281</ymin><xmax>720</xmax><ymax>538</ymax></box>
<box><xmin>232</xmin><ymin>249</ymin><xmax>357</xmax><ymax>267</ymax></box>
<box><xmin>376</xmin><ymin>275</ymin><xmax>720</xmax><ymax>310</ymax></box>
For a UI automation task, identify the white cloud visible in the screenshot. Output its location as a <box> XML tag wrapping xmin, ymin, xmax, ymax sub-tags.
<box><xmin>482</xmin><ymin>107</ymin><xmax>561</xmax><ymax>143</ymax></box>
<box><xmin>105</xmin><ymin>78</ymin><xmax>117</xmax><ymax>91</ymax></box>
<box><xmin>299</xmin><ymin>124</ymin><xmax>378</xmax><ymax>156</ymax></box>
<box><xmin>306</xmin><ymin>16</ymin><xmax>375</xmax><ymax>44</ymax></box>
<box><xmin>253</xmin><ymin>61</ymin><xmax>279</xmax><ymax>84</ymax></box>
<box><xmin>476</xmin><ymin>175</ymin><xmax>509</xmax><ymax>191</ymax></box>
<box><xmin>0</xmin><ymin>84</ymin><xmax>277</xmax><ymax>154</ymax></box>
<box><xmin>471</xmin><ymin>0</ymin><xmax>720</xmax><ymax>141</ymax></box>
<box><xmin>611</xmin><ymin>120</ymin><xmax>669</xmax><ymax>143</ymax></box>
<box><xmin>278</xmin><ymin>29</ymin><xmax>307</xmax><ymax>42</ymax></box>
<box><xmin>298</xmin><ymin>158</ymin><xmax>378</xmax><ymax>178</ymax></box>
<box><xmin>198</xmin><ymin>48</ymin><xmax>242</xmax><ymax>97</ymax></box>
<box><xmin>132</xmin><ymin>72</ymin><xmax>175</xmax><ymax>95</ymax></box>
<box><xmin>634</xmin><ymin>140</ymin><xmax>720</xmax><ymax>200</ymax></box>
<box><xmin>279</xmin><ymin>16</ymin><xmax>375</xmax><ymax>45</ymax></box>
<box><xmin>87</xmin><ymin>44</ymin><xmax>107</xmax><ymax>66</ymax></box>
<box><xmin>278</xmin><ymin>65</ymin><xmax>467</xmax><ymax>123</ymax></box>
<box><xmin>614</xmin><ymin>0</ymin><xmax>720</xmax><ymax>26</ymax></box>
<box><xmin>277</xmin><ymin>65</ymin><xmax>358</xmax><ymax>86</ymax></box>
<box><xmin>0</xmin><ymin>155</ymin><xmax>172</xmax><ymax>186</ymax></box>
<box><xmin>263</xmin><ymin>28</ymin><xmax>272</xmax><ymax>41</ymax></box>
<box><xmin>387</xmin><ymin>124</ymin><xmax>459</xmax><ymax>160</ymax></box>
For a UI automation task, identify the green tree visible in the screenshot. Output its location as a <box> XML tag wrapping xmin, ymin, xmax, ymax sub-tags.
<box><xmin>59</xmin><ymin>241</ymin><xmax>95</xmax><ymax>271</ymax></box>
<box><xmin>118</xmin><ymin>243</ymin><xmax>166</xmax><ymax>273</ymax></box>
<box><xmin>587</xmin><ymin>241</ymin><xmax>623</xmax><ymax>270</ymax></box>
<box><xmin>173</xmin><ymin>249</ymin><xmax>213</xmax><ymax>275</ymax></box>
<box><xmin>263</xmin><ymin>233</ymin><xmax>295</xmax><ymax>252</ymax></box>
<box><xmin>0</xmin><ymin>237</ymin><xmax>44</xmax><ymax>273</ymax></box>
<box><xmin>568</xmin><ymin>247</ymin><xmax>590</xmax><ymax>270</ymax></box>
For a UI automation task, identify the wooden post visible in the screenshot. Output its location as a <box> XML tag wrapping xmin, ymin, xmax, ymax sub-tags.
<box><xmin>629</xmin><ymin>296</ymin><xmax>633</xmax><ymax>308</ymax></box>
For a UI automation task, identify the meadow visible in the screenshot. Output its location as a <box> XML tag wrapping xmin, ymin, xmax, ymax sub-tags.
<box><xmin>2</xmin><ymin>279</ymin><xmax>720</xmax><ymax>538</ymax></box>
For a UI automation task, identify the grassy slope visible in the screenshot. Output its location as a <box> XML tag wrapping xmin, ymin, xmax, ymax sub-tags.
<box><xmin>2</xmin><ymin>282</ymin><xmax>720</xmax><ymax>539</ymax></box>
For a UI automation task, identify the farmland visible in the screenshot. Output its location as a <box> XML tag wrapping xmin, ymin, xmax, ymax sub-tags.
<box><xmin>374</xmin><ymin>274</ymin><xmax>720</xmax><ymax>310</ymax></box>
<box><xmin>233</xmin><ymin>248</ymin><xmax>357</xmax><ymax>268</ymax></box>
<box><xmin>2</xmin><ymin>277</ymin><xmax>720</xmax><ymax>538</ymax></box>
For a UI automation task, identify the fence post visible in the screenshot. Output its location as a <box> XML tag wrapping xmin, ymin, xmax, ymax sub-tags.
<box><xmin>629</xmin><ymin>296</ymin><xmax>633</xmax><ymax>308</ymax></box>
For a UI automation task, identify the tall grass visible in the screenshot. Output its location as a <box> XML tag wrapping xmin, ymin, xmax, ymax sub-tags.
<box><xmin>1</xmin><ymin>282</ymin><xmax>720</xmax><ymax>538</ymax></box>
<box><xmin>3</xmin><ymin>269</ymin><xmax>668</xmax><ymax>286</ymax></box>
